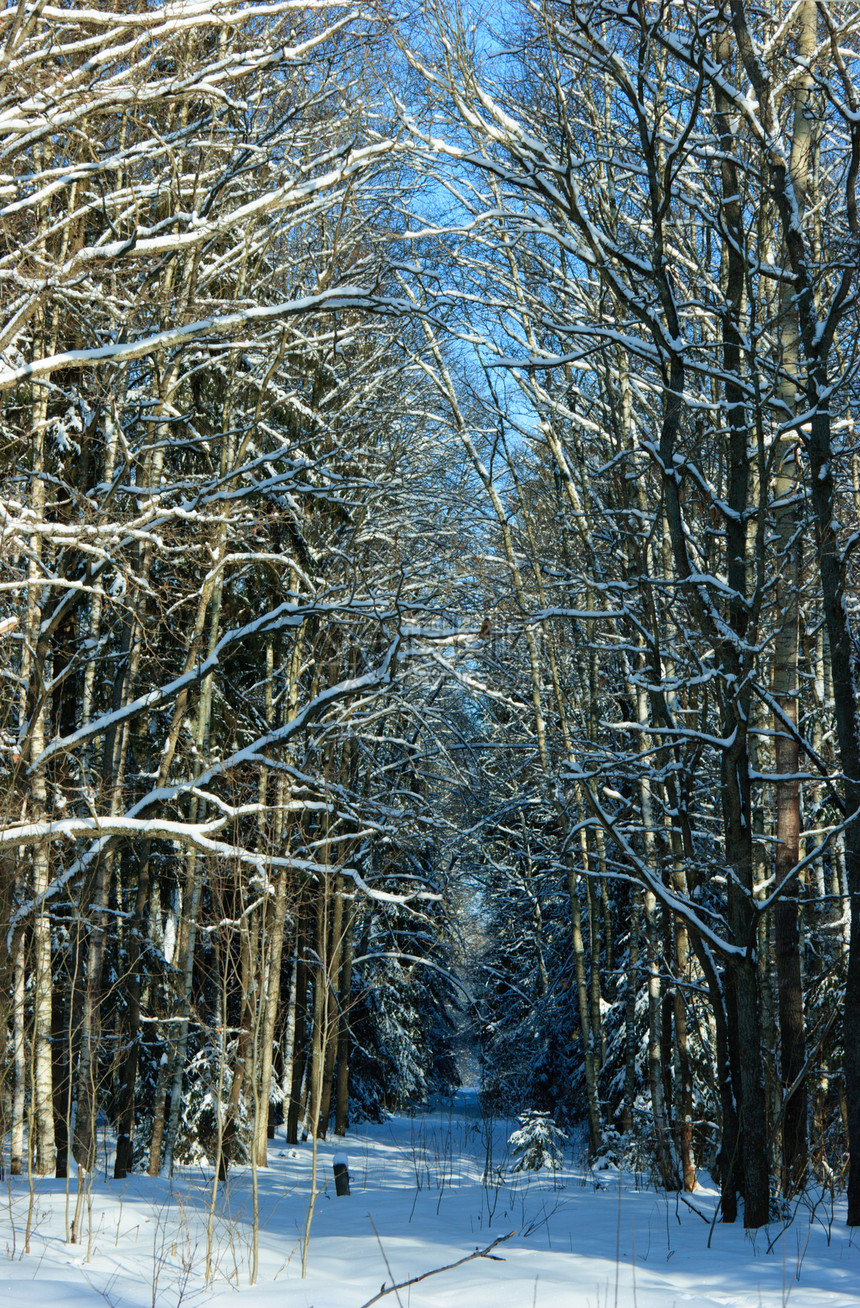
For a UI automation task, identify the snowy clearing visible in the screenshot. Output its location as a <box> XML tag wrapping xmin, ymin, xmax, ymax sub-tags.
<box><xmin>1</xmin><ymin>1092</ymin><xmax>858</xmax><ymax>1308</ymax></box>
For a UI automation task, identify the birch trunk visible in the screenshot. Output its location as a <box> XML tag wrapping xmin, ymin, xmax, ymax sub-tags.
<box><xmin>10</xmin><ymin>930</ymin><xmax>26</xmax><ymax>1175</ymax></box>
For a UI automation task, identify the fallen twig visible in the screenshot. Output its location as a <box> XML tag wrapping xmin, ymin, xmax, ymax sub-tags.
<box><xmin>357</xmin><ymin>1230</ymin><xmax>516</xmax><ymax>1307</ymax></box>
<box><xmin>677</xmin><ymin>1193</ymin><xmax>710</xmax><ymax>1224</ymax></box>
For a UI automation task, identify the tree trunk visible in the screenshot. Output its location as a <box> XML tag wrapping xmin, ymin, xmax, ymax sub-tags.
<box><xmin>73</xmin><ymin>854</ymin><xmax>113</xmax><ymax>1170</ymax></box>
<box><xmin>287</xmin><ymin>910</ymin><xmax>310</xmax><ymax>1145</ymax></box>
<box><xmin>10</xmin><ymin>931</ymin><xmax>25</xmax><ymax>1175</ymax></box>
<box><xmin>334</xmin><ymin>892</ymin><xmax>355</xmax><ymax>1137</ymax></box>
<box><xmin>316</xmin><ymin>876</ymin><xmax>344</xmax><ymax>1140</ymax></box>
<box><xmin>252</xmin><ymin>857</ymin><xmax>291</xmax><ymax>1166</ymax></box>
<box><xmin>114</xmin><ymin>856</ymin><xmax>151</xmax><ymax>1178</ymax></box>
<box><xmin>644</xmin><ymin>888</ymin><xmax>680</xmax><ymax>1190</ymax></box>
<box><xmin>770</xmin><ymin>0</ymin><xmax>815</xmax><ymax>1194</ymax></box>
<box><xmin>621</xmin><ymin>888</ymin><xmax>640</xmax><ymax>1136</ymax></box>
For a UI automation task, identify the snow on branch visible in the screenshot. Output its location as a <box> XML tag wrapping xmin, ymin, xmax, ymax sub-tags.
<box><xmin>0</xmin><ymin>288</ymin><xmax>415</xmax><ymax>393</ymax></box>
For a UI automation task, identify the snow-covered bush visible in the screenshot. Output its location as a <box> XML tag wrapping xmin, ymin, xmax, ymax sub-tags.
<box><xmin>172</xmin><ymin>1045</ymin><xmax>248</xmax><ymax>1168</ymax></box>
<box><xmin>509</xmin><ymin>1109</ymin><xmax>568</xmax><ymax>1172</ymax></box>
<box><xmin>591</xmin><ymin>1126</ymin><xmax>637</xmax><ymax>1172</ymax></box>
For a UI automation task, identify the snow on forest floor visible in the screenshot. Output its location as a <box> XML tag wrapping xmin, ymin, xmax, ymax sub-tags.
<box><xmin>1</xmin><ymin>1090</ymin><xmax>859</xmax><ymax>1308</ymax></box>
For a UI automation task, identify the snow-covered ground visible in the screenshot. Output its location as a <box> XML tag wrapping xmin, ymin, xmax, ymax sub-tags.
<box><xmin>2</xmin><ymin>1091</ymin><xmax>859</xmax><ymax>1307</ymax></box>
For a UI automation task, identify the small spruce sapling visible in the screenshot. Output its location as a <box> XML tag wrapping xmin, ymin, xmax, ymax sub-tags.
<box><xmin>508</xmin><ymin>1111</ymin><xmax>567</xmax><ymax>1173</ymax></box>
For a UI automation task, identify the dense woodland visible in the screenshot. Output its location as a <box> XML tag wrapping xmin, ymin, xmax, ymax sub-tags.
<box><xmin>2</xmin><ymin>0</ymin><xmax>860</xmax><ymax>1234</ymax></box>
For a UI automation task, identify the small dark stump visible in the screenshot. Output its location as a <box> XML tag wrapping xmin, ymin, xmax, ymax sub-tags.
<box><xmin>333</xmin><ymin>1156</ymin><xmax>350</xmax><ymax>1196</ymax></box>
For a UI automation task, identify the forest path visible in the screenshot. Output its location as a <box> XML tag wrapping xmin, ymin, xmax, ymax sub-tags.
<box><xmin>1</xmin><ymin>1092</ymin><xmax>858</xmax><ymax>1307</ymax></box>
